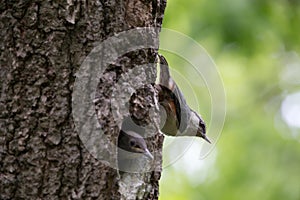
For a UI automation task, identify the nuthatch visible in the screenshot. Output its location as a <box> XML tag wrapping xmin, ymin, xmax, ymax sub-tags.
<box><xmin>156</xmin><ymin>54</ymin><xmax>211</xmax><ymax>143</ymax></box>
<box><xmin>118</xmin><ymin>129</ymin><xmax>154</xmax><ymax>160</ymax></box>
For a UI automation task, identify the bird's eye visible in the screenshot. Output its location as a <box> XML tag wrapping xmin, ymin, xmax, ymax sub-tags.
<box><xmin>129</xmin><ymin>139</ymin><xmax>136</xmax><ymax>147</ymax></box>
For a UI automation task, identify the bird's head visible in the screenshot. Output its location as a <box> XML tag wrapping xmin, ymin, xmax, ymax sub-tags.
<box><xmin>190</xmin><ymin>111</ymin><xmax>211</xmax><ymax>143</ymax></box>
<box><xmin>118</xmin><ymin>130</ymin><xmax>154</xmax><ymax>160</ymax></box>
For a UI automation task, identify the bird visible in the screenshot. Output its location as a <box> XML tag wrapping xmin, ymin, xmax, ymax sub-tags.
<box><xmin>118</xmin><ymin>129</ymin><xmax>154</xmax><ymax>160</ymax></box>
<box><xmin>155</xmin><ymin>54</ymin><xmax>211</xmax><ymax>143</ymax></box>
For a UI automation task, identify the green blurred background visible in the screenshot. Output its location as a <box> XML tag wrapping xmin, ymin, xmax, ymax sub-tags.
<box><xmin>158</xmin><ymin>0</ymin><xmax>300</xmax><ymax>200</ymax></box>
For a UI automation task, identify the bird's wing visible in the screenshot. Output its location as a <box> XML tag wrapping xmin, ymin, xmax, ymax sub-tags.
<box><xmin>157</xmin><ymin>55</ymin><xmax>190</xmax><ymax>132</ymax></box>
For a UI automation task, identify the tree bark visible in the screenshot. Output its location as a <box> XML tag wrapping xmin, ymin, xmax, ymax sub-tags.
<box><xmin>0</xmin><ymin>0</ymin><xmax>166</xmax><ymax>199</ymax></box>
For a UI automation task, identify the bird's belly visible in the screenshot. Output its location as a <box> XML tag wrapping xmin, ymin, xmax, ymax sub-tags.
<box><xmin>161</xmin><ymin>116</ymin><xmax>178</xmax><ymax>136</ymax></box>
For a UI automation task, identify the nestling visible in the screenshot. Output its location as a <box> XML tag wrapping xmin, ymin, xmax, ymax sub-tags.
<box><xmin>118</xmin><ymin>129</ymin><xmax>154</xmax><ymax>160</ymax></box>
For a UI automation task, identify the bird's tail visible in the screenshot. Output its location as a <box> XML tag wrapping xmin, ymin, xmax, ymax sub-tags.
<box><xmin>157</xmin><ymin>54</ymin><xmax>175</xmax><ymax>90</ymax></box>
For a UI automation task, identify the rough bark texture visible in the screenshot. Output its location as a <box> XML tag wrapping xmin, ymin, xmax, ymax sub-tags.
<box><xmin>0</xmin><ymin>0</ymin><xmax>166</xmax><ymax>199</ymax></box>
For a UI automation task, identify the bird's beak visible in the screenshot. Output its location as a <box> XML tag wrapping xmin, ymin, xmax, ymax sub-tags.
<box><xmin>202</xmin><ymin>135</ymin><xmax>211</xmax><ymax>144</ymax></box>
<box><xmin>144</xmin><ymin>149</ymin><xmax>154</xmax><ymax>160</ymax></box>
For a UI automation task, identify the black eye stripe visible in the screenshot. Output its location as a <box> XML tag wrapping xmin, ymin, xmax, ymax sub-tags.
<box><xmin>199</xmin><ymin>120</ymin><xmax>205</xmax><ymax>128</ymax></box>
<box><xmin>129</xmin><ymin>140</ymin><xmax>136</xmax><ymax>146</ymax></box>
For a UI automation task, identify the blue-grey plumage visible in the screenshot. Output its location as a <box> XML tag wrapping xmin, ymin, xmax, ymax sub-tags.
<box><xmin>156</xmin><ymin>55</ymin><xmax>211</xmax><ymax>143</ymax></box>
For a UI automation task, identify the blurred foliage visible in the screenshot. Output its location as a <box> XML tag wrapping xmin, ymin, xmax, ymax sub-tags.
<box><xmin>159</xmin><ymin>0</ymin><xmax>300</xmax><ymax>200</ymax></box>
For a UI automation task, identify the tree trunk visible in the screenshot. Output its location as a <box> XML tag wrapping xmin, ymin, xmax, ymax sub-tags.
<box><xmin>0</xmin><ymin>0</ymin><xmax>166</xmax><ymax>199</ymax></box>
